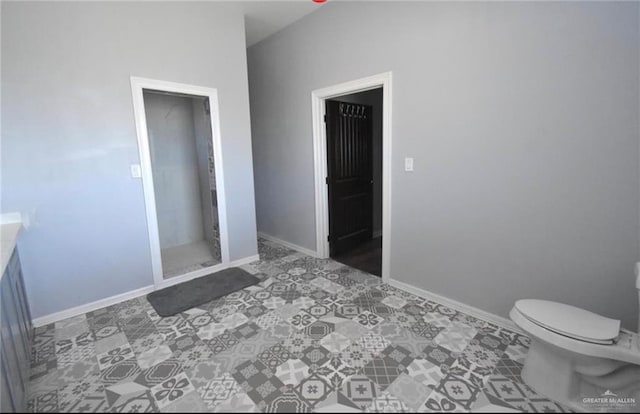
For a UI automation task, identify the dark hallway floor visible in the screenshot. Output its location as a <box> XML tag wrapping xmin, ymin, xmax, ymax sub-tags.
<box><xmin>332</xmin><ymin>236</ymin><xmax>382</xmax><ymax>277</ymax></box>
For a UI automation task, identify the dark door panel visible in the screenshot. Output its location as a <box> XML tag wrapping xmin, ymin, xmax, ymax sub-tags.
<box><xmin>326</xmin><ymin>100</ymin><xmax>373</xmax><ymax>256</ymax></box>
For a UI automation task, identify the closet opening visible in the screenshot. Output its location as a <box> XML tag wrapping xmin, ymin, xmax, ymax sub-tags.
<box><xmin>131</xmin><ymin>78</ymin><xmax>229</xmax><ymax>288</ymax></box>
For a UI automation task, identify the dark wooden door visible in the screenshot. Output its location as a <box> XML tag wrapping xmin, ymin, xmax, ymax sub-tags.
<box><xmin>326</xmin><ymin>100</ymin><xmax>373</xmax><ymax>256</ymax></box>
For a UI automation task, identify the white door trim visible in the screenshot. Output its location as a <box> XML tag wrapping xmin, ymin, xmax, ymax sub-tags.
<box><xmin>130</xmin><ymin>76</ymin><xmax>231</xmax><ymax>289</ymax></box>
<box><xmin>311</xmin><ymin>71</ymin><xmax>393</xmax><ymax>282</ymax></box>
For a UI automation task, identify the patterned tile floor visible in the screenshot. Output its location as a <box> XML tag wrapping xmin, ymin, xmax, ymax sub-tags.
<box><xmin>28</xmin><ymin>238</ymin><xmax>569</xmax><ymax>413</ymax></box>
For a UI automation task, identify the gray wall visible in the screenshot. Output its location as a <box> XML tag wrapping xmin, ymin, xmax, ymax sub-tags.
<box><xmin>191</xmin><ymin>98</ymin><xmax>217</xmax><ymax>246</ymax></box>
<box><xmin>1</xmin><ymin>1</ymin><xmax>258</xmax><ymax>319</ymax></box>
<box><xmin>248</xmin><ymin>2</ymin><xmax>640</xmax><ymax>328</ymax></box>
<box><xmin>145</xmin><ymin>92</ymin><xmax>205</xmax><ymax>249</ymax></box>
<box><xmin>334</xmin><ymin>89</ymin><xmax>383</xmax><ymax>236</ymax></box>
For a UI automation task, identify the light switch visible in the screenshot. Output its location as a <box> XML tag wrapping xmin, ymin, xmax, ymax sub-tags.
<box><xmin>130</xmin><ymin>164</ymin><xmax>142</xmax><ymax>178</ymax></box>
<box><xmin>404</xmin><ymin>157</ymin><xmax>414</xmax><ymax>172</ymax></box>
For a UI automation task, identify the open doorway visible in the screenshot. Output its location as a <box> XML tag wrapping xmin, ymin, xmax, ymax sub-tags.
<box><xmin>143</xmin><ymin>90</ymin><xmax>221</xmax><ymax>278</ymax></box>
<box><xmin>326</xmin><ymin>89</ymin><xmax>383</xmax><ymax>276</ymax></box>
<box><xmin>131</xmin><ymin>77</ymin><xmax>230</xmax><ymax>289</ymax></box>
<box><xmin>311</xmin><ymin>72</ymin><xmax>392</xmax><ymax>281</ymax></box>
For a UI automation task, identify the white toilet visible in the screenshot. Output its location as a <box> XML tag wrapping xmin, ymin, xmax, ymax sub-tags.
<box><xmin>510</xmin><ymin>266</ymin><xmax>640</xmax><ymax>413</ymax></box>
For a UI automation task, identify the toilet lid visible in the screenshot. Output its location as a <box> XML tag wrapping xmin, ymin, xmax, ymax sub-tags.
<box><xmin>514</xmin><ymin>299</ymin><xmax>620</xmax><ymax>344</ymax></box>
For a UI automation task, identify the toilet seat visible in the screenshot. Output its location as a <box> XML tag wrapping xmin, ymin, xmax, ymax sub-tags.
<box><xmin>514</xmin><ymin>299</ymin><xmax>620</xmax><ymax>345</ymax></box>
<box><xmin>510</xmin><ymin>305</ymin><xmax>640</xmax><ymax>365</ymax></box>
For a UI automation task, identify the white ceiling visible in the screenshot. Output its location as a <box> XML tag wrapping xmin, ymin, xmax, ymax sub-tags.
<box><xmin>238</xmin><ymin>1</ymin><xmax>325</xmax><ymax>47</ymax></box>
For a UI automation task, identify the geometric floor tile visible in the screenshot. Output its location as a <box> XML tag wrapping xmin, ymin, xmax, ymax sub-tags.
<box><xmin>319</xmin><ymin>332</ymin><xmax>352</xmax><ymax>353</ymax></box>
<box><xmin>275</xmin><ymin>359</ymin><xmax>311</xmax><ymax>386</ymax></box>
<box><xmin>354</xmin><ymin>311</ymin><xmax>384</xmax><ymax>330</ymax></box>
<box><xmin>358</xmin><ymin>332</ymin><xmax>391</xmax><ymax>356</ymax></box>
<box><xmin>231</xmin><ymin>359</ymin><xmax>286</xmax><ymax>409</ymax></box>
<box><xmin>195</xmin><ymin>322</ymin><xmax>226</xmax><ymax>341</ymax></box>
<box><xmin>293</xmin><ymin>372</ymin><xmax>334</xmax><ymax>407</ymax></box>
<box><xmin>462</xmin><ymin>340</ymin><xmax>503</xmax><ymax>369</ymax></box>
<box><xmin>28</xmin><ymin>390</ymin><xmax>59</xmax><ymax>413</ymax></box>
<box><xmin>380</xmin><ymin>295</ymin><xmax>408</xmax><ymax>310</ymax></box>
<box><xmin>287</xmin><ymin>310</ymin><xmax>318</xmax><ymax>330</ymax></box>
<box><xmin>313</xmin><ymin>390</ymin><xmax>362</xmax><ymax>412</ymax></box>
<box><xmin>422</xmin><ymin>312</ymin><xmax>455</xmax><ymax>330</ymax></box>
<box><xmin>255</xmin><ymin>311</ymin><xmax>283</xmax><ymax>330</ymax></box>
<box><xmin>304</xmin><ymin>320</ymin><xmax>335</xmax><ymax>341</ymax></box>
<box><xmin>469</xmin><ymin>389</ymin><xmax>521</xmax><ymax>413</ymax></box>
<box><xmin>435</xmin><ymin>374</ymin><xmax>482</xmax><ymax>410</ymax></box>
<box><xmin>474</xmin><ymin>332</ymin><xmax>509</xmax><ymax>352</ymax></box>
<box><xmin>94</xmin><ymin>333</ymin><xmax>129</xmax><ymax>355</ymax></box>
<box><xmin>187</xmin><ymin>360</ymin><xmax>227</xmax><ymax>390</ymax></box>
<box><xmin>340</xmin><ymin>375</ymin><xmax>383</xmax><ymax>410</ymax></box>
<box><xmin>339</xmin><ymin>341</ymin><xmax>376</xmax><ymax>370</ymax></box>
<box><xmin>134</xmin><ymin>358</ymin><xmax>183</xmax><ymax>387</ymax></box>
<box><xmin>448</xmin><ymin>357</ymin><xmax>494</xmax><ymax>389</ymax></box>
<box><xmin>385</xmin><ymin>312</ymin><xmax>418</xmax><ymax>330</ymax></box>
<box><xmin>220</xmin><ymin>313</ymin><xmax>250</xmax><ymax>331</ymax></box>
<box><xmin>364</xmin><ymin>391</ymin><xmax>414</xmax><ymax>413</ymax></box>
<box><xmin>28</xmin><ymin>237</ymin><xmax>568</xmax><ymax>413</ymax></box>
<box><xmin>410</xmin><ymin>320</ymin><xmax>444</xmax><ymax>340</ymax></box>
<box><xmin>160</xmin><ymin>391</ymin><xmax>209</xmax><ymax>412</ymax></box>
<box><xmin>434</xmin><ymin>322</ymin><xmax>476</xmax><ymax>353</ymax></box>
<box><xmin>266</xmin><ymin>390</ymin><xmax>313</xmax><ymax>413</ymax></box>
<box><xmin>484</xmin><ymin>375</ymin><xmax>568</xmax><ymax>413</ymax></box>
<box><xmin>386</xmin><ymin>373</ymin><xmax>431</xmax><ymax>411</ymax></box>
<box><xmin>298</xmin><ymin>344</ymin><xmax>332</xmax><ymax>370</ymax></box>
<box><xmin>333</xmin><ymin>318</ymin><xmax>369</xmax><ymax>341</ymax></box>
<box><xmin>313</xmin><ymin>357</ymin><xmax>358</xmax><ymax>389</ymax></box>
<box><xmin>55</xmin><ymin>332</ymin><xmax>94</xmax><ymax>355</ymax></box>
<box><xmin>57</xmin><ymin>378</ymin><xmax>105</xmax><ymax>412</ymax></box>
<box><xmin>422</xmin><ymin>342</ymin><xmax>458</xmax><ymax>369</ymax></box>
<box><xmin>62</xmin><ymin>392</ymin><xmax>109</xmax><ymax>413</ymax></box>
<box><xmin>376</xmin><ymin>323</ymin><xmax>433</xmax><ymax>357</ymax></box>
<box><xmin>362</xmin><ymin>357</ymin><xmax>402</xmax><ymax>391</ymax></box>
<box><xmin>379</xmin><ymin>345</ymin><xmax>415</xmax><ymax>370</ymax></box>
<box><xmin>212</xmin><ymin>390</ymin><xmax>259</xmax><ymax>413</ymax></box>
<box><xmin>422</xmin><ymin>389</ymin><xmax>467</xmax><ymax>413</ymax></box>
<box><xmin>136</xmin><ymin>344</ymin><xmax>173</xmax><ymax>370</ymax></box>
<box><xmin>406</xmin><ymin>358</ymin><xmax>445</xmax><ymax>388</ymax></box>
<box><xmin>172</xmin><ymin>341</ymin><xmax>216</xmax><ymax>371</ymax></box>
<box><xmin>493</xmin><ymin>355</ymin><xmax>524</xmax><ymax>384</ymax></box>
<box><xmin>97</xmin><ymin>344</ymin><xmax>135</xmax><ymax>371</ymax></box>
<box><xmin>56</xmin><ymin>345</ymin><xmax>96</xmax><ymax>368</ymax></box>
<box><xmin>109</xmin><ymin>389</ymin><xmax>158</xmax><ymax>413</ymax></box>
<box><xmin>105</xmin><ymin>381</ymin><xmax>148</xmax><ymax>406</ymax></box>
<box><xmin>150</xmin><ymin>372</ymin><xmax>196</xmax><ymax>409</ymax></box>
<box><xmin>311</xmin><ymin>277</ymin><xmax>345</xmax><ymax>294</ymax></box>
<box><xmin>99</xmin><ymin>359</ymin><xmax>142</xmax><ymax>385</ymax></box>
<box><xmin>56</xmin><ymin>360</ymin><xmax>100</xmax><ymax>386</ymax></box>
<box><xmin>197</xmin><ymin>373</ymin><xmax>242</xmax><ymax>410</ymax></box>
<box><xmin>504</xmin><ymin>343</ymin><xmax>529</xmax><ymax>365</ymax></box>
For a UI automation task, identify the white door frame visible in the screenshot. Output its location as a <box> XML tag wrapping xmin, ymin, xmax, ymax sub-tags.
<box><xmin>130</xmin><ymin>76</ymin><xmax>231</xmax><ymax>289</ymax></box>
<box><xmin>311</xmin><ymin>71</ymin><xmax>393</xmax><ymax>282</ymax></box>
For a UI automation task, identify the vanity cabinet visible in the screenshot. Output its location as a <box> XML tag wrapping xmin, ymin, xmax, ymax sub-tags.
<box><xmin>0</xmin><ymin>248</ymin><xmax>33</xmax><ymax>413</ymax></box>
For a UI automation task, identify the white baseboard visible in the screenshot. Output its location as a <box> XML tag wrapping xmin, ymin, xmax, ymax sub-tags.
<box><xmin>388</xmin><ymin>277</ymin><xmax>522</xmax><ymax>333</ymax></box>
<box><xmin>258</xmin><ymin>232</ymin><xmax>318</xmax><ymax>257</ymax></box>
<box><xmin>33</xmin><ymin>285</ymin><xmax>155</xmax><ymax>327</ymax></box>
<box><xmin>154</xmin><ymin>254</ymin><xmax>261</xmax><ymax>290</ymax></box>
<box><xmin>231</xmin><ymin>254</ymin><xmax>261</xmax><ymax>267</ymax></box>
<box><xmin>32</xmin><ymin>254</ymin><xmax>261</xmax><ymax>327</ymax></box>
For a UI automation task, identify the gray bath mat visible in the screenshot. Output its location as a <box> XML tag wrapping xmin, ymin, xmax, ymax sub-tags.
<box><xmin>147</xmin><ymin>267</ymin><xmax>260</xmax><ymax>317</ymax></box>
